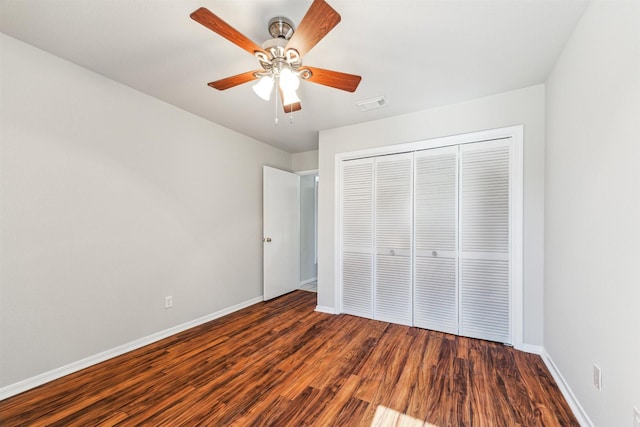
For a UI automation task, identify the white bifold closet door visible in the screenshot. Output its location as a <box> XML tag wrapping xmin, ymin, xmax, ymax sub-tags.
<box><xmin>341</xmin><ymin>158</ymin><xmax>374</xmax><ymax>318</ymax></box>
<box><xmin>374</xmin><ymin>153</ymin><xmax>413</xmax><ymax>325</ymax></box>
<box><xmin>413</xmin><ymin>146</ymin><xmax>458</xmax><ymax>334</ymax></box>
<box><xmin>340</xmin><ymin>138</ymin><xmax>513</xmax><ymax>344</ymax></box>
<box><xmin>459</xmin><ymin>140</ymin><xmax>511</xmax><ymax>343</ymax></box>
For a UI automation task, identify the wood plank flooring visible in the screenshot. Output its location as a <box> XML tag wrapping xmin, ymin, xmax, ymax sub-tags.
<box><xmin>0</xmin><ymin>291</ymin><xmax>578</xmax><ymax>426</ymax></box>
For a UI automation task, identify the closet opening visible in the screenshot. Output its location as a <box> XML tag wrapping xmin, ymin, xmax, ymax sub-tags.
<box><xmin>335</xmin><ymin>126</ymin><xmax>523</xmax><ymax>349</ymax></box>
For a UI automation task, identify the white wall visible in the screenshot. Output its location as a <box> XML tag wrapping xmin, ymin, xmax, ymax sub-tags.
<box><xmin>317</xmin><ymin>85</ymin><xmax>546</xmax><ymax>346</ymax></box>
<box><xmin>545</xmin><ymin>2</ymin><xmax>640</xmax><ymax>425</ymax></box>
<box><xmin>292</xmin><ymin>150</ymin><xmax>318</xmax><ymax>172</ymax></box>
<box><xmin>0</xmin><ymin>35</ymin><xmax>291</xmax><ymax>387</ymax></box>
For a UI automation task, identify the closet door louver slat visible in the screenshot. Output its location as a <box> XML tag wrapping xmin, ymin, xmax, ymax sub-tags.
<box><xmin>413</xmin><ymin>147</ymin><xmax>458</xmax><ymax>334</ymax></box>
<box><xmin>374</xmin><ymin>153</ymin><xmax>413</xmax><ymax>325</ymax></box>
<box><xmin>460</xmin><ymin>141</ymin><xmax>511</xmax><ymax>343</ymax></box>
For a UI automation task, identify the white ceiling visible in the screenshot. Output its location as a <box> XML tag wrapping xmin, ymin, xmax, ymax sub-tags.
<box><xmin>0</xmin><ymin>0</ymin><xmax>588</xmax><ymax>153</ymax></box>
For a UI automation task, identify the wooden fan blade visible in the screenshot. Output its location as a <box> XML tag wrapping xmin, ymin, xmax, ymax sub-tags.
<box><xmin>285</xmin><ymin>0</ymin><xmax>341</xmax><ymax>57</ymax></box>
<box><xmin>207</xmin><ymin>71</ymin><xmax>260</xmax><ymax>90</ymax></box>
<box><xmin>302</xmin><ymin>66</ymin><xmax>362</xmax><ymax>92</ymax></box>
<box><xmin>191</xmin><ymin>7</ymin><xmax>265</xmax><ymax>56</ymax></box>
<box><xmin>283</xmin><ymin>102</ymin><xmax>302</xmax><ymax>113</ymax></box>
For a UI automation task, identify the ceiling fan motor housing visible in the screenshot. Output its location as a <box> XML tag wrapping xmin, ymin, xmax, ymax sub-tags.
<box><xmin>259</xmin><ymin>20</ymin><xmax>305</xmax><ymax>78</ymax></box>
<box><xmin>263</xmin><ymin>17</ymin><xmax>302</xmax><ymax>69</ymax></box>
<box><xmin>268</xmin><ymin>17</ymin><xmax>295</xmax><ymax>40</ymax></box>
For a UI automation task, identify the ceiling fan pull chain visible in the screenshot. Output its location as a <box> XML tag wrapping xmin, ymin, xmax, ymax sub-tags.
<box><xmin>274</xmin><ymin>77</ymin><xmax>279</xmax><ymax>125</ymax></box>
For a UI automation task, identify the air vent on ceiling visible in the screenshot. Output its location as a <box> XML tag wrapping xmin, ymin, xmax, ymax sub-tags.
<box><xmin>355</xmin><ymin>96</ymin><xmax>388</xmax><ymax>112</ymax></box>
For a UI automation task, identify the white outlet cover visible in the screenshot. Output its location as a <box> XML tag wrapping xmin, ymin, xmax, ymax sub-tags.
<box><xmin>593</xmin><ymin>364</ymin><xmax>602</xmax><ymax>391</ymax></box>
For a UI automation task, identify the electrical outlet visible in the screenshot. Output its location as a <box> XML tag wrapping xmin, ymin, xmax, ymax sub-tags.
<box><xmin>165</xmin><ymin>295</ymin><xmax>173</xmax><ymax>309</ymax></box>
<box><xmin>633</xmin><ymin>406</ymin><xmax>640</xmax><ymax>427</ymax></box>
<box><xmin>593</xmin><ymin>364</ymin><xmax>602</xmax><ymax>391</ymax></box>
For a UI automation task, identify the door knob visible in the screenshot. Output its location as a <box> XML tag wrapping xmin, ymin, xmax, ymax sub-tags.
<box><xmin>263</xmin><ymin>237</ymin><xmax>272</xmax><ymax>243</ymax></box>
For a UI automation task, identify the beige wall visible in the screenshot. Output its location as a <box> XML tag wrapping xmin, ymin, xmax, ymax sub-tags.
<box><xmin>0</xmin><ymin>35</ymin><xmax>291</xmax><ymax>387</ymax></box>
<box><xmin>317</xmin><ymin>85</ymin><xmax>546</xmax><ymax>347</ymax></box>
<box><xmin>545</xmin><ymin>2</ymin><xmax>640</xmax><ymax>425</ymax></box>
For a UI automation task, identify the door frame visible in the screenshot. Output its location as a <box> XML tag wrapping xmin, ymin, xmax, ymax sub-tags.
<box><xmin>335</xmin><ymin>125</ymin><xmax>524</xmax><ymax>349</ymax></box>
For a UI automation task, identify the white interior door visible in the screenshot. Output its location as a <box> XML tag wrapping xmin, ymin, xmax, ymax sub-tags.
<box><xmin>263</xmin><ymin>166</ymin><xmax>300</xmax><ymax>300</ymax></box>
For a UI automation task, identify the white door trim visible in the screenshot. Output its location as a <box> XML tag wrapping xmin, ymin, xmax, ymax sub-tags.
<box><xmin>334</xmin><ymin>125</ymin><xmax>524</xmax><ymax>349</ymax></box>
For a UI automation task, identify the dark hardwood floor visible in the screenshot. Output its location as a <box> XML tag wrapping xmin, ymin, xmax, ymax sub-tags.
<box><xmin>0</xmin><ymin>290</ymin><xmax>578</xmax><ymax>426</ymax></box>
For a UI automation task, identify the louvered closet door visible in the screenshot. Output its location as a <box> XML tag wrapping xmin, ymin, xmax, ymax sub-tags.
<box><xmin>341</xmin><ymin>158</ymin><xmax>374</xmax><ymax>318</ymax></box>
<box><xmin>413</xmin><ymin>147</ymin><xmax>458</xmax><ymax>334</ymax></box>
<box><xmin>374</xmin><ymin>153</ymin><xmax>413</xmax><ymax>325</ymax></box>
<box><xmin>459</xmin><ymin>139</ymin><xmax>512</xmax><ymax>343</ymax></box>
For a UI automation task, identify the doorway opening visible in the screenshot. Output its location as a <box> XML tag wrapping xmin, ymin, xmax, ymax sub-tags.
<box><xmin>298</xmin><ymin>171</ymin><xmax>318</xmax><ymax>293</ymax></box>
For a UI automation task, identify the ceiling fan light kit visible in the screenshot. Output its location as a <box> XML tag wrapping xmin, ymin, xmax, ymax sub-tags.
<box><xmin>252</xmin><ymin>75</ymin><xmax>274</xmax><ymax>101</ymax></box>
<box><xmin>190</xmin><ymin>0</ymin><xmax>362</xmax><ymax>122</ymax></box>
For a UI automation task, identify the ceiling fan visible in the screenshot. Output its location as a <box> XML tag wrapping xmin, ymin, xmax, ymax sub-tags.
<box><xmin>190</xmin><ymin>0</ymin><xmax>362</xmax><ymax>115</ymax></box>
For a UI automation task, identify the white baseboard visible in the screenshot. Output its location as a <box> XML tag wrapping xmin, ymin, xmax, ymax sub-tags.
<box><xmin>517</xmin><ymin>344</ymin><xmax>591</xmax><ymax>426</ymax></box>
<box><xmin>0</xmin><ymin>295</ymin><xmax>263</xmax><ymax>401</ymax></box>
<box><xmin>540</xmin><ymin>349</ymin><xmax>593</xmax><ymax>427</ymax></box>
<box><xmin>518</xmin><ymin>343</ymin><xmax>544</xmax><ymax>355</ymax></box>
<box><xmin>314</xmin><ymin>305</ymin><xmax>336</xmax><ymax>314</ymax></box>
<box><xmin>299</xmin><ymin>277</ymin><xmax>317</xmax><ymax>286</ymax></box>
